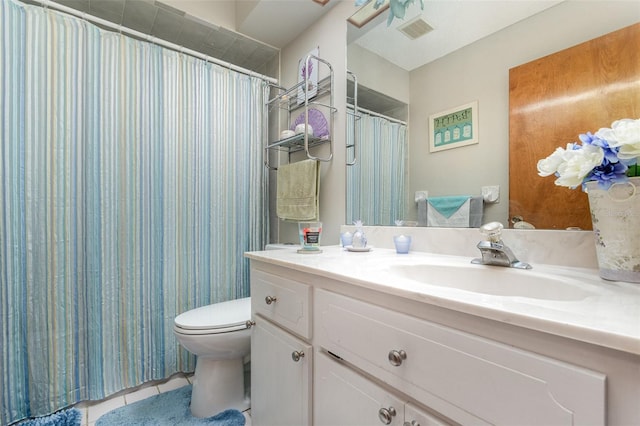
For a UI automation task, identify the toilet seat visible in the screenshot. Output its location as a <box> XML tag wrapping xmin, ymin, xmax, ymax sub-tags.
<box><xmin>174</xmin><ymin>297</ymin><xmax>251</xmax><ymax>335</ymax></box>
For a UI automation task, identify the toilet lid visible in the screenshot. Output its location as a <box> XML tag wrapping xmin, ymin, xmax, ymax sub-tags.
<box><xmin>174</xmin><ymin>297</ymin><xmax>251</xmax><ymax>331</ymax></box>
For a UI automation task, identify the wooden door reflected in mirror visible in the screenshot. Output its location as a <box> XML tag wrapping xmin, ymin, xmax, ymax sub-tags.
<box><xmin>509</xmin><ymin>23</ymin><xmax>640</xmax><ymax>230</ymax></box>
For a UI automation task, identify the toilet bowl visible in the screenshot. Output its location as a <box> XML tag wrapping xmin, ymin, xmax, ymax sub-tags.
<box><xmin>173</xmin><ymin>297</ymin><xmax>251</xmax><ymax>418</ymax></box>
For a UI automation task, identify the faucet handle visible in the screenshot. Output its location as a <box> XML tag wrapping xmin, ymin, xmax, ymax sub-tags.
<box><xmin>479</xmin><ymin>221</ymin><xmax>504</xmax><ymax>243</ymax></box>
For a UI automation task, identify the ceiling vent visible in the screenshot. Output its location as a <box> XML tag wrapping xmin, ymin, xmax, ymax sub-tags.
<box><xmin>397</xmin><ymin>16</ymin><xmax>433</xmax><ymax>40</ymax></box>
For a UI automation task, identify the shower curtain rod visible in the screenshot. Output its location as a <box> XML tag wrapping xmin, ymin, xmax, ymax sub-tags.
<box><xmin>31</xmin><ymin>0</ymin><xmax>278</xmax><ymax>85</ymax></box>
<box><xmin>347</xmin><ymin>103</ymin><xmax>407</xmax><ymax>126</ymax></box>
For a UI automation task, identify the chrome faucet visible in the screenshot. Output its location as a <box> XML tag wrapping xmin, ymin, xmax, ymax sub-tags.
<box><xmin>471</xmin><ymin>222</ymin><xmax>532</xmax><ymax>269</ymax></box>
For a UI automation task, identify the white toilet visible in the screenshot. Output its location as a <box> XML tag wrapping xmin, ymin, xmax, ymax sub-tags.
<box><xmin>173</xmin><ymin>297</ymin><xmax>252</xmax><ymax>418</ymax></box>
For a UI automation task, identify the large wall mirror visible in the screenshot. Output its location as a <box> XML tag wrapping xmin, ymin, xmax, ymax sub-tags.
<box><xmin>345</xmin><ymin>53</ymin><xmax>409</xmax><ymax>226</ymax></box>
<box><xmin>345</xmin><ymin>0</ymin><xmax>640</xmax><ymax>229</ymax></box>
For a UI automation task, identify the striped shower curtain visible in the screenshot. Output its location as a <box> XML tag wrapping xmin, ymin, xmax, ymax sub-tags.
<box><xmin>346</xmin><ymin>109</ymin><xmax>408</xmax><ymax>225</ymax></box>
<box><xmin>0</xmin><ymin>0</ymin><xmax>268</xmax><ymax>423</ymax></box>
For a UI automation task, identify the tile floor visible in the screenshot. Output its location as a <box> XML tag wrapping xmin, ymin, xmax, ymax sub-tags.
<box><xmin>74</xmin><ymin>373</ymin><xmax>251</xmax><ymax>426</ymax></box>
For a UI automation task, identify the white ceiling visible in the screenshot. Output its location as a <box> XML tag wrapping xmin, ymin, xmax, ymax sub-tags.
<box><xmin>348</xmin><ymin>0</ymin><xmax>564</xmax><ymax>71</ymax></box>
<box><xmin>240</xmin><ymin>0</ymin><xmax>564</xmax><ymax>71</ymax></box>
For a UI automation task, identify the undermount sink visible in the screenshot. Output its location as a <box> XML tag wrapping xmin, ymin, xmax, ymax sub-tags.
<box><xmin>387</xmin><ymin>263</ymin><xmax>598</xmax><ymax>301</ymax></box>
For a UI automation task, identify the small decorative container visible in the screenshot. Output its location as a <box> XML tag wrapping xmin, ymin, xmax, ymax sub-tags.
<box><xmin>340</xmin><ymin>231</ymin><xmax>353</xmax><ymax>247</ymax></box>
<box><xmin>393</xmin><ymin>235</ymin><xmax>412</xmax><ymax>254</ymax></box>
<box><xmin>298</xmin><ymin>222</ymin><xmax>322</xmax><ymax>253</ymax></box>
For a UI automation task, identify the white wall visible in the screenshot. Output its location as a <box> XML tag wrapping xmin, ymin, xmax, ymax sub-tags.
<box><xmin>347</xmin><ymin>43</ymin><xmax>410</xmax><ymax>105</ymax></box>
<box><xmin>273</xmin><ymin>1</ymin><xmax>354</xmax><ymax>245</ymax></box>
<box><xmin>408</xmin><ymin>1</ymin><xmax>640</xmax><ymax>225</ymax></box>
<box><xmin>161</xmin><ymin>0</ymin><xmax>236</xmax><ymax>29</ymax></box>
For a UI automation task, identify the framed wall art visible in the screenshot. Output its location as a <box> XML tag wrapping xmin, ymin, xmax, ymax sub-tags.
<box><xmin>429</xmin><ymin>101</ymin><xmax>478</xmax><ymax>152</ymax></box>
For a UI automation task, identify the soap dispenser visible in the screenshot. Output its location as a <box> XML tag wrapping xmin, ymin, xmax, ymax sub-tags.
<box><xmin>351</xmin><ymin>220</ymin><xmax>367</xmax><ymax>249</ymax></box>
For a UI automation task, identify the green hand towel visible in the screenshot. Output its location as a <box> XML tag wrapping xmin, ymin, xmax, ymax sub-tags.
<box><xmin>277</xmin><ymin>159</ymin><xmax>320</xmax><ymax>221</ymax></box>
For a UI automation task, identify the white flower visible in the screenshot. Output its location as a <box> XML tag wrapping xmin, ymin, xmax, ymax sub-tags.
<box><xmin>538</xmin><ymin>143</ymin><xmax>604</xmax><ymax>188</ymax></box>
<box><xmin>538</xmin><ymin>117</ymin><xmax>639</xmax><ymax>191</ymax></box>
<box><xmin>537</xmin><ymin>145</ymin><xmax>569</xmax><ymax>177</ymax></box>
<box><xmin>597</xmin><ymin>118</ymin><xmax>640</xmax><ymax>160</ymax></box>
<box><xmin>555</xmin><ymin>143</ymin><xmax>604</xmax><ymax>187</ymax></box>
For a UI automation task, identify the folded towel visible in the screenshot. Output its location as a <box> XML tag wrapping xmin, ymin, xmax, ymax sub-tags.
<box><xmin>468</xmin><ymin>196</ymin><xmax>484</xmax><ymax>228</ymax></box>
<box><xmin>427</xmin><ymin>196</ymin><xmax>471</xmax><ymax>218</ymax></box>
<box><xmin>277</xmin><ymin>159</ymin><xmax>320</xmax><ymax>221</ymax></box>
<box><xmin>418</xmin><ymin>198</ymin><xmax>428</xmax><ymax>226</ymax></box>
<box><xmin>427</xmin><ymin>196</ymin><xmax>471</xmax><ymax>227</ymax></box>
<box><xmin>419</xmin><ymin>196</ymin><xmax>484</xmax><ymax>228</ymax></box>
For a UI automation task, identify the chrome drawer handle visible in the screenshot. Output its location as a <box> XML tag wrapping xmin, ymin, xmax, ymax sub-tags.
<box><xmin>378</xmin><ymin>407</ymin><xmax>397</xmax><ymax>425</ymax></box>
<box><xmin>388</xmin><ymin>349</ymin><xmax>407</xmax><ymax>366</ymax></box>
<box><xmin>291</xmin><ymin>350</ymin><xmax>305</xmax><ymax>362</ymax></box>
<box><xmin>265</xmin><ymin>295</ymin><xmax>277</xmax><ymax>305</ymax></box>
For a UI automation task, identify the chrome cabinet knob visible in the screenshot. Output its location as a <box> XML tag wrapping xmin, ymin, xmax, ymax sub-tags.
<box><xmin>378</xmin><ymin>407</ymin><xmax>397</xmax><ymax>425</ymax></box>
<box><xmin>265</xmin><ymin>295</ymin><xmax>277</xmax><ymax>305</ymax></box>
<box><xmin>245</xmin><ymin>320</ymin><xmax>255</xmax><ymax>329</ymax></box>
<box><xmin>388</xmin><ymin>349</ymin><xmax>407</xmax><ymax>366</ymax></box>
<box><xmin>291</xmin><ymin>350</ymin><xmax>305</xmax><ymax>362</ymax></box>
<box><xmin>403</xmin><ymin>421</ymin><xmax>421</xmax><ymax>426</ymax></box>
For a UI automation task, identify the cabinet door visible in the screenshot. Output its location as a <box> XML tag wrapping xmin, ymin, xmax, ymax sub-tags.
<box><xmin>251</xmin><ymin>317</ymin><xmax>312</xmax><ymax>426</ymax></box>
<box><xmin>315</xmin><ymin>352</ymin><xmax>405</xmax><ymax>426</ymax></box>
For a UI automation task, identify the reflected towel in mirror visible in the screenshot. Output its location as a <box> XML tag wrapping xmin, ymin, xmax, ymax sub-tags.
<box><xmin>418</xmin><ymin>196</ymin><xmax>483</xmax><ymax>227</ymax></box>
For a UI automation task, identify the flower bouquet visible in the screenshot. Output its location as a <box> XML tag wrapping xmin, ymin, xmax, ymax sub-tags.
<box><xmin>537</xmin><ymin>118</ymin><xmax>640</xmax><ymax>283</ymax></box>
<box><xmin>537</xmin><ymin>118</ymin><xmax>640</xmax><ymax>189</ymax></box>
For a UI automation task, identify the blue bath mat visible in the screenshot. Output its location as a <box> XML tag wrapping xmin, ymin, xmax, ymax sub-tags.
<box><xmin>95</xmin><ymin>385</ymin><xmax>245</xmax><ymax>426</ymax></box>
<box><xmin>20</xmin><ymin>407</ymin><xmax>81</xmax><ymax>425</ymax></box>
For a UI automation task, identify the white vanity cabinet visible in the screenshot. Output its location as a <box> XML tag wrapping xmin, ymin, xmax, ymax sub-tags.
<box><xmin>315</xmin><ymin>289</ymin><xmax>605</xmax><ymax>425</ymax></box>
<box><xmin>247</xmin><ymin>257</ymin><xmax>639</xmax><ymax>425</ymax></box>
<box><xmin>250</xmin><ymin>269</ymin><xmax>312</xmax><ymax>426</ymax></box>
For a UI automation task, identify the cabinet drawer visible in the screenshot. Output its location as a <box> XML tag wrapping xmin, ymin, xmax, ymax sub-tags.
<box><xmin>315</xmin><ymin>289</ymin><xmax>606</xmax><ymax>425</ymax></box>
<box><xmin>251</xmin><ymin>269</ymin><xmax>311</xmax><ymax>339</ymax></box>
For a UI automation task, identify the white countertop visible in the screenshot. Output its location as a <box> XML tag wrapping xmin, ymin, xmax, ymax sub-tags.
<box><xmin>246</xmin><ymin>245</ymin><xmax>640</xmax><ymax>355</ymax></box>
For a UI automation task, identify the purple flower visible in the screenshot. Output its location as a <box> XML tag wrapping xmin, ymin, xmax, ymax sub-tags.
<box><xmin>586</xmin><ymin>158</ymin><xmax>628</xmax><ymax>189</ymax></box>
<box><xmin>579</xmin><ymin>131</ymin><xmax>620</xmax><ymax>163</ymax></box>
<box><xmin>301</xmin><ymin>61</ymin><xmax>313</xmax><ymax>79</ymax></box>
